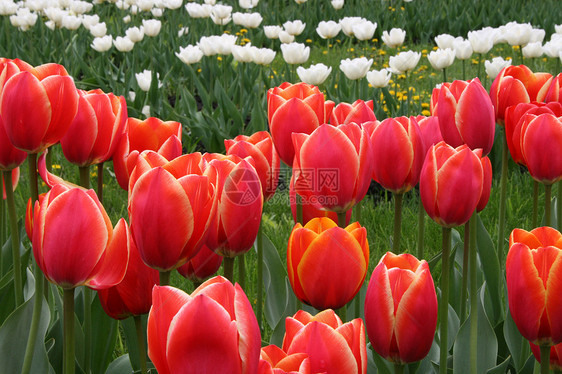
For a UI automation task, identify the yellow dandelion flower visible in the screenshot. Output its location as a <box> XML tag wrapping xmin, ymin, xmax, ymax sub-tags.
<box><xmin>240</xmin><ymin>28</ymin><xmax>248</xmax><ymax>34</ymax></box>
<box><xmin>323</xmin><ymin>50</ymin><xmax>328</xmax><ymax>55</ymax></box>
<box><xmin>217</xmin><ymin>56</ymin><xmax>223</xmax><ymax>61</ymax></box>
<box><xmin>421</xmin><ymin>103</ymin><xmax>430</xmax><ymax>108</ymax></box>
<box><xmin>422</xmin><ymin>109</ymin><xmax>431</xmax><ymax>116</ymax></box>
<box><xmin>335</xmin><ymin>84</ymin><xmax>338</xmax><ymax>89</ymax></box>
<box><xmin>413</xmin><ymin>95</ymin><xmax>420</xmax><ymax>100</ymax></box>
<box><xmin>52</xmin><ymin>164</ymin><xmax>61</xmax><ymax>169</ymax></box>
<box><xmin>350</xmin><ymin>48</ymin><xmax>355</xmax><ymax>52</ymax></box>
<box><xmin>306</xmin><ymin>39</ymin><xmax>312</xmax><ymax>43</ymax></box>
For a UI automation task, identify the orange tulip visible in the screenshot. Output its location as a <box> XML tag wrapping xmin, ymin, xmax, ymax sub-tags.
<box><xmin>258</xmin><ymin>345</ymin><xmax>318</xmax><ymax>374</ymax></box>
<box><xmin>364</xmin><ymin>252</ymin><xmax>437</xmax><ymax>364</ymax></box>
<box><xmin>329</xmin><ymin>100</ymin><xmax>376</xmax><ymax>126</ymax></box>
<box><xmin>287</xmin><ymin>217</ymin><xmax>368</xmax><ymax>310</ymax></box>
<box><xmin>507</xmin><ymin>227</ymin><xmax>562</xmax><ymax>345</ymax></box>
<box><xmin>147</xmin><ymin>276</ymin><xmax>261</xmax><ymax>374</ymax></box>
<box><xmin>545</xmin><ymin>73</ymin><xmax>561</xmax><ymax>103</ymax></box>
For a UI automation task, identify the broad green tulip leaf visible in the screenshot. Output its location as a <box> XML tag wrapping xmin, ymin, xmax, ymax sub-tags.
<box><xmin>0</xmin><ymin>270</ymin><xmax>16</xmax><ymax>326</ymax></box>
<box><xmin>370</xmin><ymin>348</ymin><xmax>393</xmax><ymax>374</ymax></box>
<box><xmin>476</xmin><ymin>215</ymin><xmax>503</xmax><ymax>326</ymax></box>
<box><xmin>189</xmin><ymin>68</ymin><xmax>211</xmax><ymax>110</ymax></box>
<box><xmin>0</xmin><ymin>292</ymin><xmax>53</xmax><ymax>373</ymax></box>
<box><xmin>214</xmin><ymin>80</ymin><xmax>244</xmax><ymax>137</ymax></box>
<box><xmin>486</xmin><ymin>356</ymin><xmax>511</xmax><ymax>374</ymax></box>
<box><xmin>90</xmin><ymin>295</ymin><xmax>118</xmax><ymax>374</ymax></box>
<box><xmin>105</xmin><ymin>354</ymin><xmax>133</xmax><ymax>374</ymax></box>
<box><xmin>262</xmin><ymin>233</ymin><xmax>288</xmax><ymax>330</ymax></box>
<box><xmin>122</xmin><ymin>315</ymin><xmax>152</xmax><ymax>373</ymax></box>
<box><xmin>519</xmin><ymin>354</ymin><xmax>536</xmax><ymax>374</ymax></box>
<box><xmin>452</xmin><ymin>286</ymin><xmax>498</xmax><ymax>374</ymax></box>
<box><xmin>503</xmin><ymin>309</ymin><xmax>531</xmax><ymax>372</ymax></box>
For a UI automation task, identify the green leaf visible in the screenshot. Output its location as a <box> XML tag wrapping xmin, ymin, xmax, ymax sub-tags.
<box><xmin>371</xmin><ymin>348</ymin><xmax>393</xmax><ymax>374</ymax></box>
<box><xmin>214</xmin><ymin>80</ymin><xmax>244</xmax><ymax>137</ymax></box>
<box><xmin>0</xmin><ymin>292</ymin><xmax>53</xmax><ymax>373</ymax></box>
<box><xmin>90</xmin><ymin>296</ymin><xmax>118</xmax><ymax>374</ymax></box>
<box><xmin>486</xmin><ymin>356</ymin><xmax>511</xmax><ymax>374</ymax></box>
<box><xmin>105</xmin><ymin>354</ymin><xmax>133</xmax><ymax>374</ymax></box>
<box><xmin>503</xmin><ymin>309</ymin><xmax>531</xmax><ymax>372</ymax></box>
<box><xmin>262</xmin><ymin>233</ymin><xmax>289</xmax><ymax>330</ymax></box>
<box><xmin>122</xmin><ymin>315</ymin><xmax>151</xmax><ymax>372</ymax></box>
<box><xmin>452</xmin><ymin>285</ymin><xmax>498</xmax><ymax>374</ymax></box>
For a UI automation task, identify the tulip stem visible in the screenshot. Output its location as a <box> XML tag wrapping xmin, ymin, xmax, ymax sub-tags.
<box><xmin>79</xmin><ymin>166</ymin><xmax>90</xmax><ymax>189</ymax></box>
<box><xmin>223</xmin><ymin>257</ymin><xmax>235</xmax><ymax>283</ymax></box>
<box><xmin>257</xmin><ymin>224</ymin><xmax>264</xmax><ymax>329</ymax></box>
<box><xmin>394</xmin><ymin>363</ymin><xmax>404</xmax><ymax>374</ymax></box>
<box><xmin>545</xmin><ymin>184</ymin><xmax>552</xmax><ymax>227</ymax></box>
<box><xmin>0</xmin><ymin>196</ymin><xmax>3</xmax><ymax>273</ymax></box>
<box><xmin>97</xmin><ymin>163</ymin><xmax>104</xmax><ymax>204</ymax></box>
<box><xmin>540</xmin><ymin>345</ymin><xmax>551</xmax><ymax>374</ymax></box>
<box><xmin>296</xmin><ymin>194</ymin><xmax>303</xmax><ymax>224</ymax></box>
<box><xmin>3</xmin><ymin>170</ymin><xmax>22</xmax><ymax>306</ymax></box>
<box><xmin>439</xmin><ymin>227</ymin><xmax>452</xmax><ymax>374</ymax></box>
<box><xmin>337</xmin><ymin>304</ymin><xmax>347</xmax><ymax>322</ymax></box>
<box><xmin>22</xmin><ymin>153</ymin><xmax>45</xmax><ymax>374</ymax></box>
<box><xmin>417</xmin><ymin>196</ymin><xmax>425</xmax><ymax>259</ymax></box>
<box><xmin>442</xmin><ymin>68</ymin><xmax>447</xmax><ymax>84</ymax></box>
<box><xmin>64</xmin><ymin>288</ymin><xmax>75</xmax><ymax>374</ymax></box>
<box><xmin>469</xmin><ymin>213</ymin><xmax>478</xmax><ymax>374</ymax></box>
<box><xmin>134</xmin><ymin>315</ymin><xmax>148</xmax><ymax>374</ymax></box>
<box><xmin>354</xmin><ymin>199</ymin><xmax>362</xmax><ymax>223</ymax></box>
<box><xmin>533</xmin><ymin>180</ymin><xmax>539</xmax><ymax>228</ymax></box>
<box><xmin>498</xmin><ymin>129</ymin><xmax>508</xmax><ymax>266</ymax></box>
<box><xmin>477</xmin><ymin>53</ymin><xmax>483</xmax><ymax>82</ymax></box>
<box><xmin>460</xmin><ymin>221</ymin><xmax>469</xmax><ymax>323</ymax></box>
<box><xmin>392</xmin><ymin>193</ymin><xmax>403</xmax><ymax>253</ymax></box>
<box><xmin>159</xmin><ymin>271</ymin><xmax>171</xmax><ymax>286</ymax></box>
<box><xmin>337</xmin><ymin>212</ymin><xmax>347</xmax><ymax>228</ymax></box>
<box><xmin>462</xmin><ymin>59</ymin><xmax>466</xmax><ymax>81</ymax></box>
<box><xmin>237</xmin><ymin>255</ymin><xmax>246</xmax><ymax>290</ymax></box>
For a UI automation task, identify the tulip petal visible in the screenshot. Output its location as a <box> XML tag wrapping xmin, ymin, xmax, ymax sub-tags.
<box><xmin>522</xmin><ymin>114</ymin><xmax>562</xmax><ymax>183</ymax></box>
<box><xmin>61</xmin><ymin>94</ymin><xmax>98</xmax><ymax>165</ymax></box>
<box><xmin>546</xmin><ymin>250</ymin><xmax>562</xmax><ymax>344</ymax></box>
<box><xmin>41</xmin><ymin>75</ymin><xmax>79</xmax><ymax>147</ymax></box>
<box><xmin>234</xmin><ymin>283</ymin><xmax>261</xmax><ymax>374</ymax></box>
<box><xmin>336</xmin><ymin>319</ymin><xmax>367</xmax><ymax>374</ymax></box>
<box><xmin>364</xmin><ymin>263</ymin><xmax>394</xmax><ymax>360</ymax></box>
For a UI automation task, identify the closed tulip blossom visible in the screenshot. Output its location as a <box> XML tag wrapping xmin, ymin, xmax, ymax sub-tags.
<box><xmin>388</xmin><ymin>51</ymin><xmax>421</xmax><ymax>74</ymax></box>
<box><xmin>453</xmin><ymin>39</ymin><xmax>473</xmax><ymax>60</ymax></box>
<box><xmin>177</xmin><ymin>244</ymin><xmax>223</xmax><ymax>284</ymax></box>
<box><xmin>523</xmin><ymin>42</ymin><xmax>544</xmax><ymax>59</ymax></box>
<box><xmin>91</xmin><ymin>35</ymin><xmax>113</xmax><ymax>52</ymax></box>
<box><xmin>427</xmin><ymin>48</ymin><xmax>456</xmax><ymax>71</ymax></box>
<box><xmin>435</xmin><ymin>78</ymin><xmax>495</xmax><ymax>155</ymax></box>
<box><xmin>365</xmin><ymin>252</ymin><xmax>437</xmax><ymax>364</ymax></box>
<box><xmin>331</xmin><ymin>0</ymin><xmax>344</xmax><ymax>9</ymax></box>
<box><xmin>339</xmin><ymin>57</ymin><xmax>373</xmax><ymax>80</ymax></box>
<box><xmin>545</xmin><ymin>73</ymin><xmax>561</xmax><ymax>103</ymax></box>
<box><xmin>382</xmin><ymin>28</ymin><xmax>406</xmax><ymax>48</ymax></box>
<box><xmin>267</xmin><ymin>82</ymin><xmax>328</xmax><ymax>165</ymax></box>
<box><xmin>264</xmin><ymin>25</ymin><xmax>283</xmax><ymax>39</ymax></box>
<box><xmin>258</xmin><ymin>345</ymin><xmax>315</xmax><ymax>374</ymax></box>
<box><xmin>232</xmin><ymin>12</ymin><xmax>262</xmax><ymax>28</ymax></box>
<box><xmin>352</xmin><ymin>20</ymin><xmax>377</xmax><ymax>41</ymax></box>
<box><xmin>283</xmin><ymin>20</ymin><xmax>306</xmax><ymax>36</ymax></box>
<box><xmin>279</xmin><ymin>31</ymin><xmax>295</xmax><ymax>44</ymax></box>
<box><xmin>329</xmin><ymin>100</ymin><xmax>376</xmax><ymax>126</ymax></box>
<box><xmin>239</xmin><ymin>0</ymin><xmax>259</xmax><ymax>9</ymax></box>
<box><xmin>297</xmin><ymin>63</ymin><xmax>332</xmax><ymax>86</ymax></box>
<box><xmin>367</xmin><ymin>68</ymin><xmax>392</xmax><ymax>88</ymax></box>
<box><xmin>148</xmin><ymin>277</ymin><xmax>261</xmax><ymax>374</ymax></box>
<box><xmin>185</xmin><ymin>3</ymin><xmax>212</xmax><ymax>18</ymax></box>
<box><xmin>467</xmin><ymin>30</ymin><xmax>494</xmax><ymax>54</ymax></box>
<box><xmin>175</xmin><ymin>44</ymin><xmax>204</xmax><ymax>65</ymax></box>
<box><xmin>252</xmin><ymin>47</ymin><xmax>277</xmax><ymax>65</ymax></box>
<box><xmin>485</xmin><ymin>57</ymin><xmax>512</xmax><ymax>80</ymax></box>
<box><xmin>416</xmin><ymin>115</ymin><xmax>443</xmax><ymax>155</ymax></box>
<box><xmin>114</xmin><ymin>36</ymin><xmax>135</xmax><ymax>52</ymax></box>
<box><xmin>287</xmin><ymin>217</ymin><xmax>369</xmax><ymax>310</ymax></box>
<box><xmin>281</xmin><ymin>42</ymin><xmax>310</xmax><ymax>64</ymax></box>
<box><xmin>434</xmin><ymin>33</ymin><xmax>456</xmax><ymax>49</ymax></box>
<box><xmin>507</xmin><ymin>227</ymin><xmax>562</xmax><ymax>346</ymax></box>
<box><xmin>339</xmin><ymin>17</ymin><xmax>365</xmax><ymax>37</ymax></box>
<box><xmin>316</xmin><ymin>20</ymin><xmax>341</xmax><ymax>39</ymax></box>
<box><xmin>419</xmin><ymin>142</ymin><xmax>485</xmax><ymax>227</ymax></box>
<box><xmin>292</xmin><ymin>123</ymin><xmax>372</xmax><ymax>213</ymax></box>
<box><xmin>281</xmin><ymin>309</ymin><xmax>367</xmax><ymax>374</ymax></box>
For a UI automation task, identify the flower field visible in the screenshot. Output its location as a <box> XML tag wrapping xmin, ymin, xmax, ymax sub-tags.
<box><xmin>0</xmin><ymin>0</ymin><xmax>561</xmax><ymax>373</ymax></box>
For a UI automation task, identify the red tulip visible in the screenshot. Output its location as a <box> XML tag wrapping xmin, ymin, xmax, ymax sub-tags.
<box><xmin>128</xmin><ymin>153</ymin><xmax>216</xmax><ymax>271</ymax></box>
<box><xmin>282</xmin><ymin>309</ymin><xmax>367</xmax><ymax>374</ymax></box>
<box><xmin>225</xmin><ymin>131</ymin><xmax>280</xmax><ymax>201</ymax></box>
<box><xmin>364</xmin><ymin>252</ymin><xmax>437</xmax><ymax>364</ymax></box>
<box><xmin>0</xmin><ymin>63</ymin><xmax>79</xmax><ymax>153</ymax></box>
<box><xmin>519</xmin><ymin>113</ymin><xmax>562</xmax><ymax>184</ymax></box>
<box><xmin>489</xmin><ymin>65</ymin><xmax>552</xmax><ymax>124</ymax></box>
<box><xmin>477</xmin><ymin>154</ymin><xmax>492</xmax><ymax>212</ymax></box>
<box><xmin>419</xmin><ymin>142</ymin><xmax>484</xmax><ymax>227</ymax></box>
<box><xmin>268</xmin><ymin>82</ymin><xmax>330</xmax><ymax>165</ymax></box>
<box><xmin>416</xmin><ymin>115</ymin><xmax>442</xmax><ymax>156</ymax></box>
<box><xmin>203</xmin><ymin>153</ymin><xmax>263</xmax><ymax>258</ymax></box>
<box><xmin>60</xmin><ymin>89</ymin><xmax>128</xmax><ymax>166</ymax></box>
<box><xmin>436</xmin><ymin>78</ymin><xmax>495</xmax><ymax>155</ymax></box>
<box><xmin>287</xmin><ymin>217</ymin><xmax>368</xmax><ymax>310</ymax></box>
<box><xmin>147</xmin><ymin>276</ymin><xmax>261</xmax><ymax>374</ymax></box>
<box><xmin>292</xmin><ymin>123</ymin><xmax>372</xmax><ymax>213</ymax></box>
<box><xmin>369</xmin><ymin>116</ymin><xmax>425</xmax><ymax>194</ymax></box>
<box><xmin>507</xmin><ymin>227</ymin><xmax>562</xmax><ymax>345</ymax></box>
<box><xmin>98</xmin><ymin>234</ymin><xmax>159</xmax><ymax>319</ymax></box>
<box><xmin>177</xmin><ymin>244</ymin><xmax>223</xmax><ymax>284</ymax></box>
<box><xmin>32</xmin><ymin>184</ymin><xmax>129</xmax><ymax>289</ymax></box>
<box><xmin>545</xmin><ymin>73</ymin><xmax>561</xmax><ymax>103</ymax></box>
<box><xmin>329</xmin><ymin>100</ymin><xmax>376</xmax><ymax>126</ymax></box>
<box><xmin>113</xmin><ymin>117</ymin><xmax>182</xmax><ymax>190</ymax></box>
<box><xmin>530</xmin><ymin>342</ymin><xmax>562</xmax><ymax>371</ymax></box>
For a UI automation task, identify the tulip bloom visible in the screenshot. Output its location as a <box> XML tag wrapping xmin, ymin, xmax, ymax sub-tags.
<box><xmin>364</xmin><ymin>252</ymin><xmax>437</xmax><ymax>364</ymax></box>
<box><xmin>0</xmin><ymin>63</ymin><xmax>79</xmax><ymax>153</ymax></box>
<box><xmin>60</xmin><ymin>89</ymin><xmax>128</xmax><ymax>166</ymax></box>
<box><xmin>225</xmin><ymin>131</ymin><xmax>280</xmax><ymax>201</ymax></box>
<box><xmin>282</xmin><ymin>309</ymin><xmax>367</xmax><ymax>374</ymax></box>
<box><xmin>113</xmin><ymin>117</ymin><xmax>182</xmax><ymax>190</ymax></box>
<box><xmin>176</xmin><ymin>244</ymin><xmax>223</xmax><ymax>284</ymax></box>
<box><xmin>545</xmin><ymin>73</ymin><xmax>561</xmax><ymax>103</ymax></box>
<box><xmin>435</xmin><ymin>78</ymin><xmax>495</xmax><ymax>155</ymax></box>
<box><xmin>203</xmin><ymin>154</ymin><xmax>263</xmax><ymax>257</ymax></box>
<box><xmin>292</xmin><ymin>123</ymin><xmax>372</xmax><ymax>213</ymax></box>
<box><xmin>147</xmin><ymin>276</ymin><xmax>261</xmax><ymax>374</ymax></box>
<box><xmin>128</xmin><ymin>153</ymin><xmax>216</xmax><ymax>271</ymax></box>
<box><xmin>258</xmin><ymin>345</ymin><xmax>315</xmax><ymax>374</ymax></box>
<box><xmin>287</xmin><ymin>217</ymin><xmax>368</xmax><ymax>310</ymax></box>
<box><xmin>507</xmin><ymin>227</ymin><xmax>562</xmax><ymax>345</ymax></box>
<box><xmin>98</xmin><ymin>235</ymin><xmax>159</xmax><ymax>320</ymax></box>
<box><xmin>267</xmin><ymin>82</ymin><xmax>331</xmax><ymax>165</ymax></box>
<box><xmin>329</xmin><ymin>100</ymin><xmax>376</xmax><ymax>126</ymax></box>
<box><xmin>32</xmin><ymin>184</ymin><xmax>129</xmax><ymax>289</ymax></box>
<box><xmin>368</xmin><ymin>117</ymin><xmax>425</xmax><ymax>194</ymax></box>
<box><xmin>489</xmin><ymin>65</ymin><xmax>552</xmax><ymax>124</ymax></box>
<box><xmin>419</xmin><ymin>142</ymin><xmax>484</xmax><ymax>227</ymax></box>
<box><xmin>416</xmin><ymin>115</ymin><xmax>443</xmax><ymax>155</ymax></box>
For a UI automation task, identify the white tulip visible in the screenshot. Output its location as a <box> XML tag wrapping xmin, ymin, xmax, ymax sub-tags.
<box><xmin>217</xmin><ymin>33</ymin><xmax>237</xmax><ymax>54</ymax></box>
<box><xmin>297</xmin><ymin>63</ymin><xmax>332</xmax><ymax>85</ymax></box>
<box><xmin>45</xmin><ymin>20</ymin><xmax>56</xmax><ymax>30</ymax></box>
<box><xmin>556</xmin><ymin>24</ymin><xmax>562</xmax><ymax>34</ymax></box>
<box><xmin>339</xmin><ymin>17</ymin><xmax>365</xmax><ymax>37</ymax></box>
<box><xmin>239</xmin><ymin>0</ymin><xmax>259</xmax><ymax>9</ymax></box>
<box><xmin>388</xmin><ymin>50</ymin><xmax>421</xmax><ymax>74</ymax></box>
<box><xmin>61</xmin><ymin>14</ymin><xmax>81</xmax><ymax>30</ymax></box>
<box><xmin>452</xmin><ymin>39</ymin><xmax>472</xmax><ymax>60</ymax></box>
<box><xmin>177</xmin><ymin>26</ymin><xmax>189</xmax><ymax>37</ymax></box>
<box><xmin>10</xmin><ymin>8</ymin><xmax>38</xmax><ymax>31</ymax></box>
<box><xmin>522</xmin><ymin>42</ymin><xmax>543</xmax><ymax>58</ymax></box>
<box><xmin>211</xmin><ymin>4</ymin><xmax>232</xmax><ymax>19</ymax></box>
<box><xmin>543</xmin><ymin>39</ymin><xmax>562</xmax><ymax>58</ymax></box>
<box><xmin>352</xmin><ymin>20</ymin><xmax>377</xmax><ymax>41</ymax></box>
<box><xmin>91</xmin><ymin>35</ymin><xmax>113</xmax><ymax>52</ymax></box>
<box><xmin>44</xmin><ymin>7</ymin><xmax>65</xmax><ymax>25</ymax></box>
<box><xmin>434</xmin><ymin>34</ymin><xmax>455</xmax><ymax>49</ymax></box>
<box><xmin>529</xmin><ymin>28</ymin><xmax>545</xmax><ymax>43</ymax></box>
<box><xmin>151</xmin><ymin>7</ymin><xmax>163</xmax><ymax>17</ymax></box>
<box><xmin>295</xmin><ymin>0</ymin><xmax>307</xmax><ymax>3</ymax></box>
<box><xmin>126</xmin><ymin>26</ymin><xmax>144</xmax><ymax>42</ymax></box>
<box><xmin>0</xmin><ymin>1</ymin><xmax>17</xmax><ymax>16</ymax></box>
<box><xmin>316</xmin><ymin>20</ymin><xmax>341</xmax><ymax>39</ymax></box>
<box><xmin>114</xmin><ymin>36</ymin><xmax>135</xmax><ymax>52</ymax></box>
<box><xmin>136</xmin><ymin>69</ymin><xmax>154</xmax><ymax>91</ymax></box>
<box><xmin>198</xmin><ymin>35</ymin><xmax>218</xmax><ymax>56</ymax></box>
<box><xmin>89</xmin><ymin>22</ymin><xmax>107</xmax><ymax>37</ymax></box>
<box><xmin>232</xmin><ymin>12</ymin><xmax>262</xmax><ymax>28</ymax></box>
<box><xmin>142</xmin><ymin>19</ymin><xmax>161</xmax><ymax>36</ymax></box>
<box><xmin>280</xmin><ymin>42</ymin><xmax>310</xmax><ymax>64</ymax></box>
<box><xmin>185</xmin><ymin>3</ymin><xmax>211</xmax><ymax>18</ymax></box>
<box><xmin>123</xmin><ymin>15</ymin><xmax>131</xmax><ymax>23</ymax></box>
<box><xmin>210</xmin><ymin>13</ymin><xmax>230</xmax><ymax>25</ymax></box>
<box><xmin>331</xmin><ymin>0</ymin><xmax>344</xmax><ymax>10</ymax></box>
<box><xmin>176</xmin><ymin>45</ymin><xmax>204</xmax><ymax>64</ymax></box>
<box><xmin>366</xmin><ymin>68</ymin><xmax>392</xmax><ymax>88</ymax></box>
<box><xmin>70</xmin><ymin>1</ymin><xmax>92</xmax><ymax>14</ymax></box>
<box><xmin>115</xmin><ymin>0</ymin><xmax>130</xmax><ymax>10</ymax></box>
<box><xmin>279</xmin><ymin>30</ymin><xmax>295</xmax><ymax>44</ymax></box>
<box><xmin>82</xmin><ymin>14</ymin><xmax>100</xmax><ymax>30</ymax></box>
<box><xmin>504</xmin><ymin>22</ymin><xmax>533</xmax><ymax>46</ymax></box>
<box><xmin>232</xmin><ymin>44</ymin><xmax>255</xmax><ymax>63</ymax></box>
<box><xmin>142</xmin><ymin>105</ymin><xmax>151</xmax><ymax>118</ymax></box>
<box><xmin>427</xmin><ymin>48</ymin><xmax>456</xmax><ymax>70</ymax></box>
<box><xmin>204</xmin><ymin>0</ymin><xmax>216</xmax><ymax>4</ymax></box>
<box><xmin>264</xmin><ymin>25</ymin><xmax>283</xmax><ymax>39</ymax></box>
<box><xmin>164</xmin><ymin>0</ymin><xmax>183</xmax><ymax>9</ymax></box>
<box><xmin>485</xmin><ymin>57</ymin><xmax>511</xmax><ymax>79</ymax></box>
<box><xmin>468</xmin><ymin>30</ymin><xmax>494</xmax><ymax>54</ymax></box>
<box><xmin>138</xmin><ymin>0</ymin><xmax>154</xmax><ymax>11</ymax></box>
<box><xmin>381</xmin><ymin>28</ymin><xmax>406</xmax><ymax>48</ymax></box>
<box><xmin>339</xmin><ymin>57</ymin><xmax>373</xmax><ymax>80</ymax></box>
<box><xmin>252</xmin><ymin>47</ymin><xmax>276</xmax><ymax>65</ymax></box>
<box><xmin>283</xmin><ymin>20</ymin><xmax>305</xmax><ymax>36</ymax></box>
